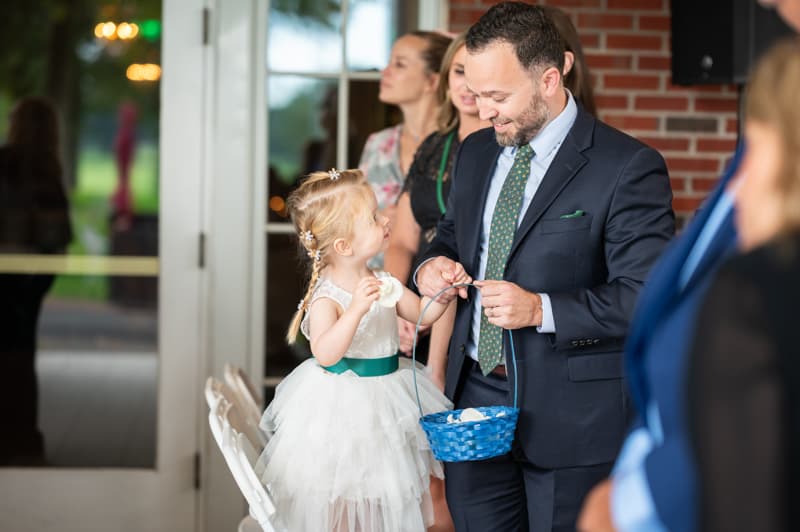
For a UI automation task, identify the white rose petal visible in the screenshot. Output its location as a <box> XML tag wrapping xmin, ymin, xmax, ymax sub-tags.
<box><xmin>459</xmin><ymin>407</ymin><xmax>488</xmax><ymax>422</ymax></box>
<box><xmin>377</xmin><ymin>276</ymin><xmax>404</xmax><ymax>307</ymax></box>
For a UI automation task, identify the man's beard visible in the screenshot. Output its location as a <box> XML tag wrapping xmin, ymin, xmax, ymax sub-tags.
<box><xmin>493</xmin><ymin>92</ymin><xmax>549</xmax><ymax>147</ymax></box>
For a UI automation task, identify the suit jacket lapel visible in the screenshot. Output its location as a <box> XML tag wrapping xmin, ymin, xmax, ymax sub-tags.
<box><xmin>507</xmin><ymin>108</ymin><xmax>593</xmax><ymax>260</ymax></box>
<box><xmin>463</xmin><ymin>138</ymin><xmax>503</xmax><ymax>274</ymax></box>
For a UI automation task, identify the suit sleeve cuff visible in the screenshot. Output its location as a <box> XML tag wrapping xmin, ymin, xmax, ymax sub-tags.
<box><xmin>611</xmin><ymin>466</ymin><xmax>667</xmax><ymax>532</ymax></box>
<box><xmin>536</xmin><ymin>293</ymin><xmax>555</xmax><ymax>333</ymax></box>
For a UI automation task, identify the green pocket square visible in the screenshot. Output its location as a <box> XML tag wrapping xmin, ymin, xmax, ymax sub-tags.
<box><xmin>560</xmin><ymin>210</ymin><xmax>585</xmax><ymax>219</ymax></box>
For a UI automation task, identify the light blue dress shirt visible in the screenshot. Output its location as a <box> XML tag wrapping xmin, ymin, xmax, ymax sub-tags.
<box><xmin>610</xmin><ymin>193</ymin><xmax>734</xmax><ymax>532</ymax></box>
<box><xmin>464</xmin><ymin>93</ymin><xmax>577</xmax><ymax>363</ymax></box>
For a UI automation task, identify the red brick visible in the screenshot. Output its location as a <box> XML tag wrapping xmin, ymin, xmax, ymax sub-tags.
<box><xmin>580</xmin><ymin>32</ymin><xmax>601</xmax><ymax>49</ymax></box>
<box><xmin>670</xmin><ymin>177</ymin><xmax>688</xmax><ymax>192</ymax></box>
<box><xmin>640</xmin><ymin>136</ymin><xmax>691</xmax><ymax>152</ymax></box>
<box><xmin>595</xmin><ymin>95</ymin><xmax>629</xmax><ymax>110</ymax></box>
<box><xmin>578</xmin><ymin>13</ymin><xmax>634</xmax><ymax>30</ymax></box>
<box><xmin>585</xmin><ymin>53</ymin><xmax>633</xmax><ymax>70</ymax></box>
<box><xmin>696</xmin><ymin>138</ymin><xmax>738</xmax><ymax>152</ymax></box>
<box><xmin>726</xmin><ymin>118</ymin><xmax>740</xmax><ymax>134</ymax></box>
<box><xmin>665</xmin><ymin>81</ymin><xmax>727</xmax><ymax>93</ymax></box>
<box><xmin>604</xmin><ymin>73</ymin><xmax>661</xmax><ymax>90</ymax></box>
<box><xmin>692</xmin><ymin>177</ymin><xmax>723</xmax><ymax>192</ymax></box>
<box><xmin>638</xmin><ymin>55</ymin><xmax>671</xmax><ymax>70</ymax></box>
<box><xmin>450</xmin><ymin>8</ymin><xmax>485</xmax><ymax>26</ymax></box>
<box><xmin>603</xmin><ymin>115</ymin><xmax>660</xmax><ymax>131</ymax></box>
<box><xmin>695</xmin><ymin>97</ymin><xmax>739</xmax><ymax>113</ymax></box>
<box><xmin>607</xmin><ymin>33</ymin><xmax>663</xmax><ymax>51</ymax></box>
<box><xmin>672</xmin><ymin>196</ymin><xmax>705</xmax><ymax>213</ymax></box>
<box><xmin>608</xmin><ymin>0</ymin><xmax>665</xmax><ymax>9</ymax></box>
<box><xmin>639</xmin><ymin>15</ymin><xmax>671</xmax><ymax>31</ymax></box>
<box><xmin>666</xmin><ymin>157</ymin><xmax>721</xmax><ymax>172</ymax></box>
<box><xmin>635</xmin><ymin>96</ymin><xmax>689</xmax><ymax>111</ymax></box>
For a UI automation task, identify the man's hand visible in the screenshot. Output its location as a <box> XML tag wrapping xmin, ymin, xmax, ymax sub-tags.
<box><xmin>577</xmin><ymin>479</ymin><xmax>616</xmax><ymax>532</ymax></box>
<box><xmin>417</xmin><ymin>257</ymin><xmax>470</xmax><ymax>302</ymax></box>
<box><xmin>474</xmin><ymin>280</ymin><xmax>542</xmax><ymax>329</ymax></box>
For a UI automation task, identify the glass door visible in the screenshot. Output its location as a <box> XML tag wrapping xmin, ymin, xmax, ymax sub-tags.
<box><xmin>0</xmin><ymin>0</ymin><xmax>205</xmax><ymax>529</ymax></box>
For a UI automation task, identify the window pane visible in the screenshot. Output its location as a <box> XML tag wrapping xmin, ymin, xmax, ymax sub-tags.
<box><xmin>267</xmin><ymin>76</ymin><xmax>338</xmax><ymax>223</ymax></box>
<box><xmin>265</xmin><ymin>233</ymin><xmax>310</xmax><ymax>379</ymax></box>
<box><xmin>346</xmin><ymin>0</ymin><xmax>397</xmax><ymax>72</ymax></box>
<box><xmin>268</xmin><ymin>1</ymin><xmax>342</xmax><ymax>73</ymax></box>
<box><xmin>349</xmin><ymin>79</ymin><xmax>400</xmax><ymax>165</ymax></box>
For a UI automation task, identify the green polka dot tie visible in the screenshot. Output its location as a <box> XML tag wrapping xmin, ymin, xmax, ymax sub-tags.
<box><xmin>478</xmin><ymin>144</ymin><xmax>535</xmax><ymax>375</ymax></box>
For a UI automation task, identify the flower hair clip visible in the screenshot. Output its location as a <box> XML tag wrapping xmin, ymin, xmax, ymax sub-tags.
<box><xmin>297</xmin><ymin>299</ymin><xmax>306</xmax><ymax>311</ymax></box>
<box><xmin>307</xmin><ymin>249</ymin><xmax>321</xmax><ymax>262</ymax></box>
<box><xmin>301</xmin><ymin>230</ymin><xmax>314</xmax><ymax>243</ymax></box>
<box><xmin>328</xmin><ymin>168</ymin><xmax>341</xmax><ymax>181</ymax></box>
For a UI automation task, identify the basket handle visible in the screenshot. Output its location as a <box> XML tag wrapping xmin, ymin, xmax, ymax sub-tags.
<box><xmin>411</xmin><ymin>282</ymin><xmax>518</xmax><ymax>418</ymax></box>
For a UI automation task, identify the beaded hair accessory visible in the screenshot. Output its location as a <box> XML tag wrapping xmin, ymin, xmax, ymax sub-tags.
<box><xmin>301</xmin><ymin>230</ymin><xmax>314</xmax><ymax>243</ymax></box>
<box><xmin>328</xmin><ymin>168</ymin><xmax>341</xmax><ymax>181</ymax></box>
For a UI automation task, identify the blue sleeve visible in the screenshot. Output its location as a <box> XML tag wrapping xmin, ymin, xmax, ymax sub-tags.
<box><xmin>611</xmin><ymin>427</ymin><xmax>669</xmax><ymax>532</ymax></box>
<box><xmin>612</xmin><ymin>464</ymin><xmax>668</xmax><ymax>532</ymax></box>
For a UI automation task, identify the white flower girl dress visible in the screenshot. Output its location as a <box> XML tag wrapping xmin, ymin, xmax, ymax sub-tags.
<box><xmin>258</xmin><ymin>272</ymin><xmax>452</xmax><ymax>532</ymax></box>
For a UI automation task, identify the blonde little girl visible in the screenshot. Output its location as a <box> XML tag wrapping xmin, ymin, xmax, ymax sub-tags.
<box><xmin>258</xmin><ymin>169</ymin><xmax>469</xmax><ymax>532</ymax></box>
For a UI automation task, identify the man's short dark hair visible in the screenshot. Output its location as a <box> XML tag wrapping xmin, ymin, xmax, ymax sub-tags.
<box><xmin>466</xmin><ymin>1</ymin><xmax>565</xmax><ymax>73</ymax></box>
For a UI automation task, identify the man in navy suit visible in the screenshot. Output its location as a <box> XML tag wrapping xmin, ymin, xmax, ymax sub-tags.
<box><xmin>415</xmin><ymin>3</ymin><xmax>674</xmax><ymax>530</ymax></box>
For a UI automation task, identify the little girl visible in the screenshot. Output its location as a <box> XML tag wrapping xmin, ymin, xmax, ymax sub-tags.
<box><xmin>258</xmin><ymin>169</ymin><xmax>469</xmax><ymax>532</ymax></box>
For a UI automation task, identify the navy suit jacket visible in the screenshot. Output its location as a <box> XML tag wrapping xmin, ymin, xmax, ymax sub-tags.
<box><xmin>420</xmin><ymin>107</ymin><xmax>675</xmax><ymax>469</ymax></box>
<box><xmin>623</xmin><ymin>146</ymin><xmax>743</xmax><ymax>532</ymax></box>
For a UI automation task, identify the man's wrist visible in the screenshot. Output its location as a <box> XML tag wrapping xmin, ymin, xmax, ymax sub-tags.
<box><xmin>530</xmin><ymin>292</ymin><xmax>543</xmax><ymax>327</ymax></box>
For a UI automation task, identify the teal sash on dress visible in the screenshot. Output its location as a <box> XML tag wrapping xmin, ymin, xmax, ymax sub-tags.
<box><xmin>322</xmin><ymin>354</ymin><xmax>399</xmax><ymax>377</ymax></box>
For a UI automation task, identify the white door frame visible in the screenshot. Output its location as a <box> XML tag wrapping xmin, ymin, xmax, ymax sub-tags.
<box><xmin>198</xmin><ymin>0</ymin><xmax>266</xmax><ymax>529</ymax></box>
<box><xmin>0</xmin><ymin>0</ymin><xmax>206</xmax><ymax>530</ymax></box>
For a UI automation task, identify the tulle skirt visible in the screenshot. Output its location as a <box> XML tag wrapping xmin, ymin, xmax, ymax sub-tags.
<box><xmin>258</xmin><ymin>357</ymin><xmax>452</xmax><ymax>532</ymax></box>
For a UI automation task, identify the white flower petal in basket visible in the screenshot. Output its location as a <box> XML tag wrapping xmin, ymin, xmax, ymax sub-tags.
<box><xmin>459</xmin><ymin>407</ymin><xmax>489</xmax><ymax>422</ymax></box>
<box><xmin>377</xmin><ymin>276</ymin><xmax>404</xmax><ymax>307</ymax></box>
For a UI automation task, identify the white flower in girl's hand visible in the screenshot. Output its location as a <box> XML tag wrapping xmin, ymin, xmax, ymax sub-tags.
<box><xmin>377</xmin><ymin>276</ymin><xmax>403</xmax><ymax>308</ymax></box>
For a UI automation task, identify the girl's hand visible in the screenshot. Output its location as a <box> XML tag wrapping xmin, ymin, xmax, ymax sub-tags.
<box><xmin>448</xmin><ymin>263</ymin><xmax>472</xmax><ymax>287</ymax></box>
<box><xmin>350</xmin><ymin>276</ymin><xmax>381</xmax><ymax>315</ymax></box>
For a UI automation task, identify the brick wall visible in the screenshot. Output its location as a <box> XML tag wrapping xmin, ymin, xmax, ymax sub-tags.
<box><xmin>448</xmin><ymin>0</ymin><xmax>739</xmax><ymax>227</ymax></box>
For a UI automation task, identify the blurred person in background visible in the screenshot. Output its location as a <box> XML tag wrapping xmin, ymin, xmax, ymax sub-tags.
<box><xmin>0</xmin><ymin>96</ymin><xmax>72</xmax><ymax>465</ymax></box>
<box><xmin>579</xmin><ymin>3</ymin><xmax>800</xmax><ymax>532</ymax></box>
<box><xmin>688</xmin><ymin>37</ymin><xmax>800</xmax><ymax>532</ymax></box>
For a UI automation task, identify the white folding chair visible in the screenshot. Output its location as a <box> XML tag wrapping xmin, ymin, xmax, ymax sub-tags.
<box><xmin>206</xmin><ymin>377</ymin><xmax>284</xmax><ymax>531</ymax></box>
<box><xmin>206</xmin><ymin>376</ymin><xmax>268</xmax><ymax>454</ymax></box>
<box><xmin>223</xmin><ymin>364</ymin><xmax>266</xmax><ymax>436</ymax></box>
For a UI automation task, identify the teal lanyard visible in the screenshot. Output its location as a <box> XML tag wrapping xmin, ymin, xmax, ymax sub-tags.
<box><xmin>436</xmin><ymin>131</ymin><xmax>456</xmax><ymax>215</ymax></box>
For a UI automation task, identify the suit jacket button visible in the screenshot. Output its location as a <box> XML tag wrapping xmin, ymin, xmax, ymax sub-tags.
<box><xmin>593</xmin><ymin>339</ymin><xmax>600</xmax><ymax>344</ymax></box>
<box><xmin>459</xmin><ymin>344</ymin><xmax>465</xmax><ymax>353</ymax></box>
<box><xmin>571</xmin><ymin>340</ymin><xmax>578</xmax><ymax>347</ymax></box>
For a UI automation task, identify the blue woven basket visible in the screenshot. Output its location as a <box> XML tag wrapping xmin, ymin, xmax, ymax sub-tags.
<box><xmin>412</xmin><ymin>283</ymin><xmax>520</xmax><ymax>462</ymax></box>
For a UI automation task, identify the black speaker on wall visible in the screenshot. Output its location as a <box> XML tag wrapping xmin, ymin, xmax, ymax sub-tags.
<box><xmin>671</xmin><ymin>1</ymin><xmax>796</xmax><ymax>86</ymax></box>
